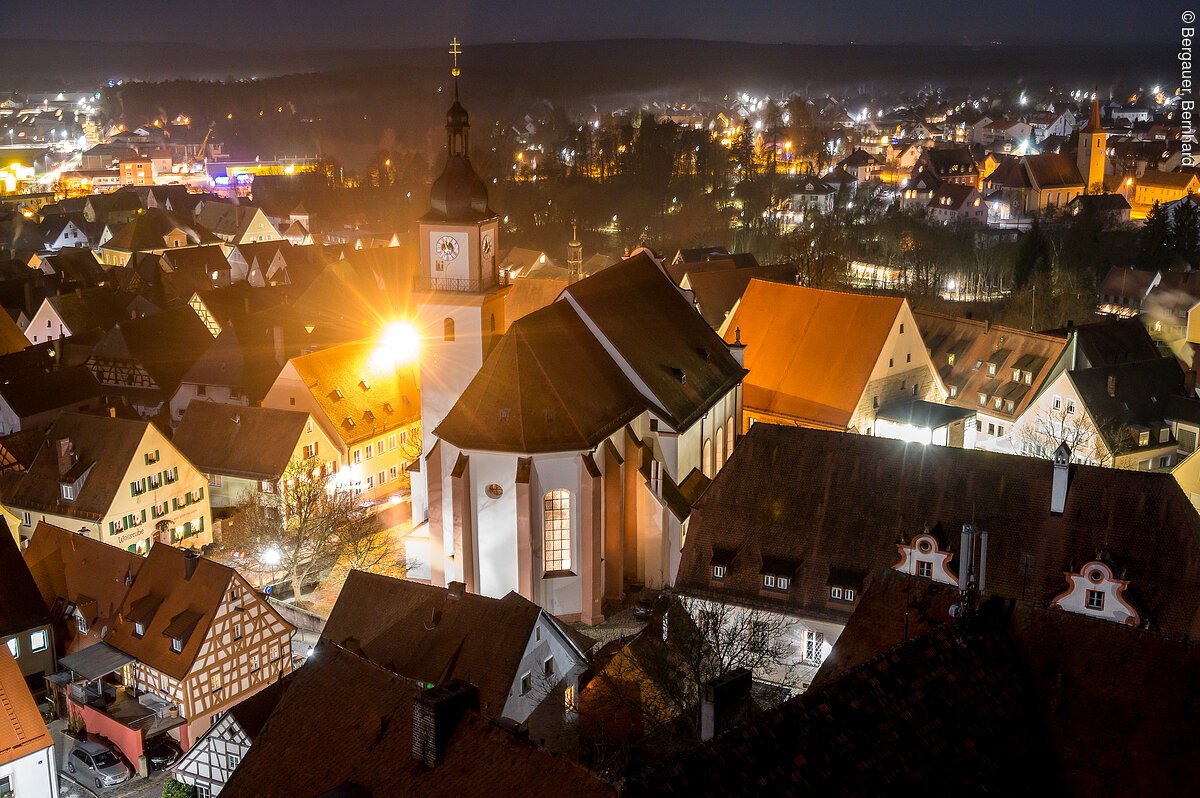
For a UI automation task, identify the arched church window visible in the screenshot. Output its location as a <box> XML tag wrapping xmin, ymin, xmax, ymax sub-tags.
<box><xmin>703</xmin><ymin>438</ymin><xmax>713</xmax><ymax>478</ymax></box>
<box><xmin>543</xmin><ymin>489</ymin><xmax>572</xmax><ymax>573</ymax></box>
<box><xmin>726</xmin><ymin>421</ymin><xmax>735</xmax><ymax>460</ymax></box>
<box><xmin>715</xmin><ymin>426</ymin><xmax>724</xmax><ymax>467</ymax></box>
<box><xmin>444</xmin><ymin>318</ymin><xmax>455</xmax><ymax>342</ymax></box>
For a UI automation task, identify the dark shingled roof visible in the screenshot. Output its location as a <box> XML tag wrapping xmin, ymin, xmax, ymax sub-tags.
<box><xmin>438</xmin><ymin>254</ymin><xmax>744</xmax><ymax>452</ymax></box>
<box><xmin>221</xmin><ymin>643</ymin><xmax>615</xmax><ymax>798</ymax></box>
<box><xmin>684</xmin><ymin>264</ymin><xmax>798</xmax><ymax>329</ymax></box>
<box><xmin>0</xmin><ymin>521</ymin><xmax>50</xmax><ymax>637</ymax></box>
<box><xmin>6</xmin><ymin>413</ymin><xmax>150</xmax><ymax>521</ymax></box>
<box><xmin>323</xmin><ymin>571</ymin><xmax>553</xmax><ymax>718</ymax></box>
<box><xmin>1042</xmin><ymin>318</ymin><xmax>1161</xmax><ymax>368</ymax></box>
<box><xmin>642</xmin><ymin>570</ymin><xmax>1200</xmax><ymax>798</ymax></box>
<box><xmin>105</xmin><ymin>545</ymin><xmax>241</xmax><ymax>680</ymax></box>
<box><xmin>227</xmin><ymin>673</ymin><xmax>292</xmax><ymax>741</ymax></box>
<box><xmin>1067</xmin><ymin>356</ymin><xmax>1193</xmax><ymax>453</ymax></box>
<box><xmin>677</xmin><ymin>423</ymin><xmax>1200</xmax><ymax>637</ymax></box>
<box><xmin>172</xmin><ymin>402</ymin><xmax>311</xmax><ymax>481</ymax></box>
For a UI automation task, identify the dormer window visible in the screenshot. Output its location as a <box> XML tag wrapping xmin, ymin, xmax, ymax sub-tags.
<box><xmin>359</xmin><ymin>379</ymin><xmax>370</xmax><ymax>391</ymax></box>
<box><xmin>134</xmin><ymin>622</ymin><xmax>146</xmax><ymax>637</ymax></box>
<box><xmin>917</xmin><ymin>561</ymin><xmax>932</xmax><ymax>578</ymax></box>
<box><xmin>987</xmin><ymin>363</ymin><xmax>997</xmax><ymax>376</ymax></box>
<box><xmin>171</xmin><ymin>637</ymin><xmax>183</xmax><ymax>652</ymax></box>
<box><xmin>61</xmin><ymin>484</ymin><xmax>75</xmax><ymax>501</ymax></box>
<box><xmin>1086</xmin><ymin>590</ymin><xmax>1104</xmax><ymax>610</ymax></box>
<box><xmin>713</xmin><ymin>565</ymin><xmax>726</xmax><ymax>579</ymax></box>
<box><xmin>949</xmin><ymin>385</ymin><xmax>958</xmax><ymax>398</ymax></box>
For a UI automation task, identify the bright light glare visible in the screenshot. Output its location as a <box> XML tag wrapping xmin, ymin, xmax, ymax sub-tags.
<box><xmin>261</xmin><ymin>546</ymin><xmax>282</xmax><ymax>567</ymax></box>
<box><xmin>380</xmin><ymin>321</ymin><xmax>420</xmax><ymax>365</ymax></box>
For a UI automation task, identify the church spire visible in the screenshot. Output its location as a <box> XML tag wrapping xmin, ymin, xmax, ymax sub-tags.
<box><xmin>1082</xmin><ymin>88</ymin><xmax>1103</xmax><ymax>133</ymax></box>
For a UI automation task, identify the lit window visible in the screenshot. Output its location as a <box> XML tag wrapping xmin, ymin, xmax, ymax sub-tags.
<box><xmin>134</xmin><ymin>622</ymin><xmax>145</xmax><ymax>637</ymax></box>
<box><xmin>171</xmin><ymin>637</ymin><xmax>183</xmax><ymax>653</ymax></box>
<box><xmin>30</xmin><ymin>629</ymin><xmax>47</xmax><ymax>652</ymax></box>
<box><xmin>543</xmin><ymin>490</ymin><xmax>572</xmax><ymax>573</ymax></box>
<box><xmin>777</xmin><ymin>576</ymin><xmax>790</xmax><ymax>590</ymax></box>
<box><xmin>845</xmin><ymin>588</ymin><xmax>855</xmax><ymax>601</ymax></box>
<box><xmin>763</xmin><ymin>574</ymin><xmax>776</xmax><ymax>589</ymax></box>
<box><xmin>831</xmin><ymin>586</ymin><xmax>843</xmax><ymax>600</ymax></box>
<box><xmin>4</xmin><ymin>638</ymin><xmax>16</xmax><ymax>658</ymax></box>
<box><xmin>712</xmin><ymin>565</ymin><xmax>726</xmax><ymax>579</ymax></box>
<box><xmin>211</xmin><ymin>673</ymin><xmax>222</xmax><ymax>692</ymax></box>
<box><xmin>251</xmin><ymin>655</ymin><xmax>260</xmax><ymax>671</ymax></box>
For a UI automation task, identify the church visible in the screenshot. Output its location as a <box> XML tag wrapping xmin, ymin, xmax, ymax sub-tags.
<box><xmin>408</xmin><ymin>61</ymin><xmax>746</xmax><ymax>623</ymax></box>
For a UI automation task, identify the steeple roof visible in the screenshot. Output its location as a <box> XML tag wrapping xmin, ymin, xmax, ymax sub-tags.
<box><xmin>1081</xmin><ymin>93</ymin><xmax>1103</xmax><ymax>134</ymax></box>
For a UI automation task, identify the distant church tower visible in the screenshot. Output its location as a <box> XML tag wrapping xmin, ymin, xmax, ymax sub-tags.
<box><xmin>567</xmin><ymin>219</ymin><xmax>583</xmax><ymax>283</ymax></box>
<box><xmin>1077</xmin><ymin>92</ymin><xmax>1107</xmax><ymax>194</ymax></box>
<box><xmin>411</xmin><ymin>39</ymin><xmax>510</xmax><ymax>586</ymax></box>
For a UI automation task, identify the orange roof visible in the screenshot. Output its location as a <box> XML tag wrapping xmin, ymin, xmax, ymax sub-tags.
<box><xmin>724</xmin><ymin>280</ymin><xmax>902</xmax><ymax>428</ymax></box>
<box><xmin>0</xmin><ymin>648</ymin><xmax>51</xmax><ymax>767</ymax></box>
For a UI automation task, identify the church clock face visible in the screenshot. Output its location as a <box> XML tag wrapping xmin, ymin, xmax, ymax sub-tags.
<box><xmin>481</xmin><ymin>231</ymin><xmax>494</xmax><ymax>268</ymax></box>
<box><xmin>435</xmin><ymin>235</ymin><xmax>460</xmax><ymax>262</ymax></box>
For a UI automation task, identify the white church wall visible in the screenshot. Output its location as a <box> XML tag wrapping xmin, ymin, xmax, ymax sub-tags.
<box><xmin>531</xmin><ymin>453</ymin><xmax>584</xmax><ymax>618</ymax></box>
<box><xmin>470</xmin><ymin>451</ymin><xmax>521</xmax><ymax>600</ymax></box>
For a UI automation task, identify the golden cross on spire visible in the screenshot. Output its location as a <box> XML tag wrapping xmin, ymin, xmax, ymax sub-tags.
<box><xmin>449</xmin><ymin>37</ymin><xmax>462</xmax><ymax>77</ymax></box>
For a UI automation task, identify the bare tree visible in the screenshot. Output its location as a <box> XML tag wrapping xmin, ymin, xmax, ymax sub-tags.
<box><xmin>579</xmin><ymin>592</ymin><xmax>798</xmax><ymax>777</ymax></box>
<box><xmin>1014</xmin><ymin>403</ymin><xmax>1126</xmax><ymax>467</ymax></box>
<box><xmin>225</xmin><ymin>456</ymin><xmax>374</xmax><ymax>604</ymax></box>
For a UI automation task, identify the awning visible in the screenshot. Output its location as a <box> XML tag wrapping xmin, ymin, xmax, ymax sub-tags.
<box><xmin>59</xmin><ymin>643</ymin><xmax>134</xmax><ymax>681</ymax></box>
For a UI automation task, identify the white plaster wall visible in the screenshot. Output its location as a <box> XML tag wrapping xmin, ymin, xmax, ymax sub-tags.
<box><xmin>500</xmin><ymin>615</ymin><xmax>587</xmax><ymax>722</ymax></box>
<box><xmin>531</xmin><ymin>452</ymin><xmax>584</xmax><ymax>618</ymax></box>
<box><xmin>469</xmin><ymin>450</ymin><xmax>521</xmax><ymax>601</ymax></box>
<box><xmin>0</xmin><ymin>745</ymin><xmax>57</xmax><ymax>798</ymax></box>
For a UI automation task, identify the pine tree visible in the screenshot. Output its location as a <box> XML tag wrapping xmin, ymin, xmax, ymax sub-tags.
<box><xmin>1170</xmin><ymin>198</ymin><xmax>1200</xmax><ymax>268</ymax></box>
<box><xmin>1014</xmin><ymin>218</ymin><xmax>1049</xmax><ymax>288</ymax></box>
<box><xmin>1139</xmin><ymin>200</ymin><xmax>1171</xmax><ymax>268</ymax></box>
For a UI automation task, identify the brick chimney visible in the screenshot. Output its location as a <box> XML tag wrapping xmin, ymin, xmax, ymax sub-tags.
<box><xmin>411</xmin><ymin>681</ymin><xmax>479</xmax><ymax>768</ymax></box>
<box><xmin>700</xmin><ymin>668</ymin><xmax>752</xmax><ymax>742</ymax></box>
<box><xmin>728</xmin><ymin>326</ymin><xmax>746</xmax><ymax>368</ymax></box>
<box><xmin>56</xmin><ymin>437</ymin><xmax>76</xmax><ymax>476</ymax></box>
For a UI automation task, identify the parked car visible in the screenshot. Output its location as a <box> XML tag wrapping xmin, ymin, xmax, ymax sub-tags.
<box><xmin>67</xmin><ymin>739</ymin><xmax>131</xmax><ymax>789</ymax></box>
<box><xmin>145</xmin><ymin>735</ymin><xmax>181</xmax><ymax>772</ymax></box>
<box><xmin>632</xmin><ymin>598</ymin><xmax>655</xmax><ymax>620</ymax></box>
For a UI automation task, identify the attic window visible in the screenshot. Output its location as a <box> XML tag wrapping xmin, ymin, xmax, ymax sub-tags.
<box><xmin>331</xmin><ymin>388</ymin><xmax>344</xmax><ymax>401</ymax></box>
<box><xmin>359</xmin><ymin>379</ymin><xmax>370</xmax><ymax>391</ymax></box>
<box><xmin>383</xmin><ymin>403</ymin><xmax>394</xmax><ymax>414</ymax></box>
<box><xmin>363</xmin><ymin>410</ymin><xmax>375</xmax><ymax>422</ymax></box>
<box><xmin>345</xmin><ymin>416</ymin><xmax>356</xmax><ymax>428</ymax></box>
<box><xmin>171</xmin><ymin>637</ymin><xmax>183</xmax><ymax>653</ymax></box>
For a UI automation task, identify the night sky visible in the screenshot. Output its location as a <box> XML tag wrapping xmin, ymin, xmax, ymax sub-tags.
<box><xmin>3</xmin><ymin>0</ymin><xmax>1184</xmax><ymax>48</ymax></box>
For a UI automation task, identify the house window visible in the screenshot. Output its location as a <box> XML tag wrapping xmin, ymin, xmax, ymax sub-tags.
<box><xmin>917</xmin><ymin>561</ymin><xmax>933</xmax><ymax>579</ymax></box>
<box><xmin>365</xmin><ymin>446</ymin><xmax>374</xmax><ymax>461</ymax></box>
<box><xmin>389</xmin><ymin>466</ymin><xmax>399</xmax><ymax>480</ymax></box>
<box><xmin>520</xmin><ymin>672</ymin><xmax>532</xmax><ymax>695</ymax></box>
<box><xmin>1159</xmin><ymin>455</ymin><xmax>1172</xmax><ymax>468</ymax></box>
<box><xmin>564</xmin><ymin>683</ymin><xmax>577</xmax><ymax>713</ymax></box>
<box><xmin>888</xmin><ymin>358</ymin><xmax>894</xmax><ymax>368</ymax></box>
<box><xmin>987</xmin><ymin>363</ymin><xmax>997</xmax><ymax>376</ymax></box>
<box><xmin>197</xmin><ymin>785</ymin><xmax>211</xmax><ymax>798</ymax></box>
<box><xmin>303</xmin><ymin>443</ymin><xmax>318</xmax><ymax>459</ymax></box>
<box><xmin>61</xmin><ymin>484</ymin><xmax>75</xmax><ymax>500</ymax></box>
<box><xmin>831</xmin><ymin>586</ymin><xmax>843</xmax><ymax>600</ymax></box>
<box><xmin>4</xmin><ymin>638</ymin><xmax>16</xmax><ymax>658</ymax></box>
<box><xmin>1086</xmin><ymin>590</ymin><xmax>1104</xmax><ymax>610</ymax></box>
<box><xmin>947</xmin><ymin>353</ymin><xmax>956</xmax><ymax>366</ymax></box>
<box><xmin>543</xmin><ymin>489</ymin><xmax>572</xmax><ymax>573</ymax></box>
<box><xmin>211</xmin><ymin>673</ymin><xmax>222</xmax><ymax>692</ymax></box>
<box><xmin>777</xmin><ymin>576</ymin><xmax>790</xmax><ymax>590</ymax></box>
<box><xmin>845</xmin><ymin>588</ymin><xmax>855</xmax><ymax>601</ymax></box>
<box><xmin>29</xmin><ymin>629</ymin><xmax>47</xmax><ymax>652</ymax></box>
<box><xmin>1066</xmin><ymin>399</ymin><xmax>1076</xmax><ymax>415</ymax></box>
<box><xmin>906</xmin><ymin>353</ymin><xmax>911</xmax><ymax>363</ymax></box>
<box><xmin>378</xmin><ymin>470</ymin><xmax>386</xmax><ymax>485</ymax></box>
<box><xmin>21</xmin><ymin>511</ymin><xmax>30</xmax><ymax>527</ymax></box>
<box><xmin>543</xmin><ymin>657</ymin><xmax>554</xmax><ymax>677</ymax></box>
<box><xmin>227</xmin><ymin>753</ymin><xmax>240</xmax><ymax>770</ymax></box>
<box><xmin>912</xmin><ymin>384</ymin><xmax>919</xmax><ymax>397</ymax></box>
<box><xmin>365</xmin><ymin>475</ymin><xmax>374</xmax><ymax>489</ymax></box>
<box><xmin>899</xmin><ymin>323</ymin><xmax>905</xmax><ymax>334</ymax></box>
<box><xmin>233</xmin><ymin>623</ymin><xmax>242</xmax><ymax>640</ymax></box>
<box><xmin>444</xmin><ymin>318</ymin><xmax>455</xmax><ymax>341</ymax></box>
<box><xmin>712</xmin><ymin>564</ymin><xmax>726</xmax><ymax>579</ymax></box>
<box><xmin>134</xmin><ymin>622</ymin><xmax>145</xmax><ymax>638</ymax></box>
<box><xmin>978</xmin><ymin>393</ymin><xmax>987</xmax><ymax>406</ymax></box>
<box><xmin>803</xmin><ymin>630</ymin><xmax>825</xmax><ymax>665</ymax></box>
<box><xmin>251</xmin><ymin>655</ymin><xmax>260</xmax><ymax>671</ymax></box>
<box><xmin>749</xmin><ymin>621</ymin><xmax>768</xmax><ymax>652</ymax></box>
<box><xmin>762</xmin><ymin>574</ymin><xmax>776</xmax><ymax>589</ymax></box>
<box><xmin>353</xmin><ymin>450</ymin><xmax>362</xmax><ymax>465</ymax></box>
<box><xmin>76</xmin><ymin>615</ymin><xmax>88</xmax><ymax>634</ymax></box>
<box><xmin>171</xmin><ymin>637</ymin><xmax>183</xmax><ymax>653</ymax></box>
<box><xmin>388</xmin><ymin>434</ymin><xmax>397</xmax><ymax>450</ymax></box>
<box><xmin>949</xmin><ymin>385</ymin><xmax>958</xmax><ymax>398</ymax></box>
<box><xmin>146</xmin><ymin>450</ymin><xmax>160</xmax><ymax>465</ymax></box>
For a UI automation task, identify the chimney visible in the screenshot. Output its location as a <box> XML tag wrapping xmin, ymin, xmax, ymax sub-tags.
<box><xmin>700</xmin><ymin>668</ymin><xmax>752</xmax><ymax>742</ymax></box>
<box><xmin>1051</xmin><ymin>443</ymin><xmax>1071</xmax><ymax>515</ymax></box>
<box><xmin>728</xmin><ymin>326</ymin><xmax>746</xmax><ymax>368</ymax></box>
<box><xmin>1106</xmin><ymin>374</ymin><xmax>1117</xmax><ymax>397</ymax></box>
<box><xmin>55</xmin><ymin>437</ymin><xmax>76</xmax><ymax>475</ymax></box>
<box><xmin>183</xmin><ymin>549</ymin><xmax>200</xmax><ymax>581</ymax></box>
<box><xmin>957</xmin><ymin>524</ymin><xmax>988</xmax><ymax>594</ymax></box>
<box><xmin>1066</xmin><ymin>319</ymin><xmax>1075</xmax><ymax>330</ymax></box>
<box><xmin>411</xmin><ymin>681</ymin><xmax>479</xmax><ymax>768</ymax></box>
<box><xmin>983</xmin><ymin>319</ymin><xmax>992</xmax><ymax>333</ymax></box>
<box><xmin>446</xmin><ymin>580</ymin><xmax>465</xmax><ymax>601</ymax></box>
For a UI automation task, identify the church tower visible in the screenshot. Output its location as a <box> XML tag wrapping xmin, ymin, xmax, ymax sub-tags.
<box><xmin>412</xmin><ymin>39</ymin><xmax>510</xmax><ymax>584</ymax></box>
<box><xmin>1077</xmin><ymin>92</ymin><xmax>1107</xmax><ymax>194</ymax></box>
<box><xmin>567</xmin><ymin>219</ymin><xmax>583</xmax><ymax>283</ymax></box>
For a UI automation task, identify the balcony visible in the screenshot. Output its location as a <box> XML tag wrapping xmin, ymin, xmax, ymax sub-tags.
<box><xmin>415</xmin><ymin>271</ymin><xmax>510</xmax><ymax>293</ymax></box>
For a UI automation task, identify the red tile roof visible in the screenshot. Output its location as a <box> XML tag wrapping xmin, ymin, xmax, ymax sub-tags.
<box><xmin>0</xmin><ymin>648</ymin><xmax>51</xmax><ymax>768</ymax></box>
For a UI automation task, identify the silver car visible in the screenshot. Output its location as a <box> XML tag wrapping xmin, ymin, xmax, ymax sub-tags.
<box><xmin>67</xmin><ymin>739</ymin><xmax>132</xmax><ymax>789</ymax></box>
